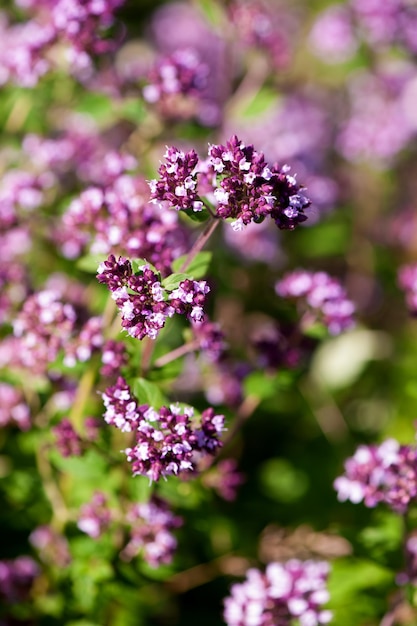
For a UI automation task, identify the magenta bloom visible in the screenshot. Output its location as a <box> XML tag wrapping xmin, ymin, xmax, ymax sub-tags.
<box><xmin>276</xmin><ymin>270</ymin><xmax>356</xmax><ymax>335</ymax></box>
<box><xmin>223</xmin><ymin>560</ymin><xmax>332</xmax><ymax>626</ymax></box>
<box><xmin>335</xmin><ymin>439</ymin><xmax>417</xmax><ymax>513</ymax></box>
<box><xmin>102</xmin><ymin>377</ymin><xmax>225</xmax><ymax>482</ymax></box>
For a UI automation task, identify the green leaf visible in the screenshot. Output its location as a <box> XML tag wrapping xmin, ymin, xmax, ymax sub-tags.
<box><xmin>242</xmin><ymin>87</ymin><xmax>277</xmax><ymax>118</ymax></box>
<box><xmin>172</xmin><ymin>251</ymin><xmax>212</xmax><ymax>279</ymax></box>
<box><xmin>162</xmin><ymin>273</ymin><xmax>190</xmax><ymax>291</ymax></box>
<box><xmin>77</xmin><ymin>254</ymin><xmax>108</xmax><ymax>274</ymax></box>
<box><xmin>76</xmin><ymin>92</ymin><xmax>114</xmax><ymax>123</ymax></box>
<box><xmin>131</xmin><ymin>378</ymin><xmax>167</xmax><ymax>408</ymax></box>
<box><xmin>182</xmin><ymin>207</ymin><xmax>210</xmax><ymax>223</ymax></box>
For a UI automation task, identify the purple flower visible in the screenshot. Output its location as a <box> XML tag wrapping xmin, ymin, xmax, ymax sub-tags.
<box><xmin>13</xmin><ymin>289</ymin><xmax>77</xmax><ymax>373</ymax></box>
<box><xmin>309</xmin><ymin>5</ymin><xmax>358</xmax><ymax>64</ymax></box>
<box><xmin>203</xmin><ymin>459</ymin><xmax>245</xmax><ymax>501</ymax></box>
<box><xmin>59</xmin><ymin>173</ymin><xmax>188</xmax><ymax>274</ymax></box>
<box><xmin>276</xmin><ymin>270</ymin><xmax>356</xmax><ymax>335</ymax></box>
<box><xmin>120</xmin><ymin>496</ymin><xmax>182</xmax><ymax>567</ymax></box>
<box><xmin>223</xmin><ymin>560</ymin><xmax>332</xmax><ymax>626</ymax></box>
<box><xmin>149</xmin><ymin>136</ymin><xmax>311</xmax><ymax>230</ymax></box>
<box><xmin>97</xmin><ymin>255</ymin><xmax>210</xmax><ymax>340</ymax></box>
<box><xmin>143</xmin><ymin>48</ymin><xmax>209</xmax><ymax>121</ymax></box>
<box><xmin>229</xmin><ymin>1</ymin><xmax>293</xmax><ymax>69</ymax></box>
<box><xmin>100</xmin><ymin>339</ymin><xmax>128</xmax><ymax>377</ymax></box>
<box><xmin>30</xmin><ymin>525</ymin><xmax>71</xmax><ymax>567</ymax></box>
<box><xmin>0</xmin><ymin>556</ymin><xmax>39</xmax><ymax>603</ymax></box>
<box><xmin>335</xmin><ymin>439</ymin><xmax>417</xmax><ymax>513</ymax></box>
<box><xmin>102</xmin><ymin>377</ymin><xmax>225</xmax><ymax>482</ymax></box>
<box><xmin>0</xmin><ymin>383</ymin><xmax>31</xmax><ymax>430</ymax></box>
<box><xmin>208</xmin><ymin>136</ymin><xmax>310</xmax><ymax>230</ymax></box>
<box><xmin>77</xmin><ymin>491</ymin><xmax>112</xmax><ymax>539</ymax></box>
<box><xmin>52</xmin><ymin>418</ymin><xmax>83</xmax><ymax>457</ymax></box>
<box><xmin>149</xmin><ymin>146</ymin><xmax>201</xmax><ymax>212</ymax></box>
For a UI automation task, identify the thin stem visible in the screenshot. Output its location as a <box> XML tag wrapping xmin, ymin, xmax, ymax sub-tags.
<box><xmin>179</xmin><ymin>218</ymin><xmax>220</xmax><ymax>273</ymax></box>
<box><xmin>140</xmin><ymin>336</ymin><xmax>155</xmax><ymax>377</ymax></box>
<box><xmin>36</xmin><ymin>444</ymin><xmax>68</xmax><ymax>531</ymax></box>
<box><xmin>68</xmin><ymin>364</ymin><xmax>97</xmax><ymax>435</ymax></box>
<box><xmin>220</xmin><ymin>395</ymin><xmax>261</xmax><ymax>452</ymax></box>
<box><xmin>154</xmin><ymin>341</ymin><xmax>200</xmax><ymax>368</ymax></box>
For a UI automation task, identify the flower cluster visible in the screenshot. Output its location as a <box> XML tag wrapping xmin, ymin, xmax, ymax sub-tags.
<box><xmin>13</xmin><ymin>289</ymin><xmax>77</xmax><ymax>373</ymax></box>
<box><xmin>0</xmin><ymin>383</ymin><xmax>30</xmax><ymax>430</ymax></box>
<box><xmin>52</xmin><ymin>418</ymin><xmax>82</xmax><ymax>457</ymax></box>
<box><xmin>59</xmin><ymin>173</ymin><xmax>188</xmax><ymax>274</ymax></box>
<box><xmin>0</xmin><ymin>556</ymin><xmax>39</xmax><ymax>603</ymax></box>
<box><xmin>334</xmin><ymin>439</ymin><xmax>417</xmax><ymax>513</ymax></box>
<box><xmin>351</xmin><ymin>0</ymin><xmax>417</xmax><ymax>54</ymax></box>
<box><xmin>149</xmin><ymin>147</ymin><xmax>202</xmax><ymax>212</ymax></box>
<box><xmin>30</xmin><ymin>525</ymin><xmax>71</xmax><ymax>568</ymax></box>
<box><xmin>0</xmin><ymin>0</ymin><xmax>124</xmax><ymax>86</ymax></box>
<box><xmin>202</xmin><ymin>458</ymin><xmax>245</xmax><ymax>501</ymax></box>
<box><xmin>276</xmin><ymin>270</ymin><xmax>356</xmax><ymax>335</ymax></box>
<box><xmin>100</xmin><ymin>339</ymin><xmax>128</xmax><ymax>378</ymax></box>
<box><xmin>97</xmin><ymin>255</ymin><xmax>210</xmax><ymax>340</ymax></box>
<box><xmin>149</xmin><ymin>135</ymin><xmax>311</xmax><ymax>230</ymax></box>
<box><xmin>228</xmin><ymin>0</ymin><xmax>292</xmax><ymax>68</ymax></box>
<box><xmin>143</xmin><ymin>48</ymin><xmax>208</xmax><ymax>120</ymax></box>
<box><xmin>121</xmin><ymin>496</ymin><xmax>182</xmax><ymax>567</ymax></box>
<box><xmin>77</xmin><ymin>492</ymin><xmax>112</xmax><ymax>539</ymax></box>
<box><xmin>102</xmin><ymin>377</ymin><xmax>225</xmax><ymax>481</ymax></box>
<box><xmin>398</xmin><ymin>263</ymin><xmax>417</xmax><ymax>314</ymax></box>
<box><xmin>336</xmin><ymin>64</ymin><xmax>417</xmax><ymax>165</ymax></box>
<box><xmin>223</xmin><ymin>560</ymin><xmax>332</xmax><ymax>626</ymax></box>
<box><xmin>63</xmin><ymin>316</ymin><xmax>104</xmax><ymax>367</ymax></box>
<box><xmin>208</xmin><ymin>135</ymin><xmax>310</xmax><ymax>230</ymax></box>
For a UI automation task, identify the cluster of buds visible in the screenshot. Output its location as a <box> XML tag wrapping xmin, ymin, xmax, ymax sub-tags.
<box><xmin>149</xmin><ymin>135</ymin><xmax>311</xmax><ymax>230</ymax></box>
<box><xmin>334</xmin><ymin>438</ymin><xmax>417</xmax><ymax>514</ymax></box>
<box><xmin>0</xmin><ymin>556</ymin><xmax>39</xmax><ymax>603</ymax></box>
<box><xmin>59</xmin><ymin>173</ymin><xmax>188</xmax><ymax>274</ymax></box>
<box><xmin>77</xmin><ymin>492</ymin><xmax>113</xmax><ymax>539</ymax></box>
<box><xmin>13</xmin><ymin>289</ymin><xmax>77</xmax><ymax>373</ymax></box>
<box><xmin>0</xmin><ymin>0</ymin><xmax>124</xmax><ymax>87</ymax></box>
<box><xmin>121</xmin><ymin>496</ymin><xmax>182</xmax><ymax>567</ymax></box>
<box><xmin>102</xmin><ymin>377</ymin><xmax>225</xmax><ymax>481</ymax></box>
<box><xmin>143</xmin><ymin>49</ymin><xmax>208</xmax><ymax>120</ymax></box>
<box><xmin>97</xmin><ymin>255</ymin><xmax>209</xmax><ymax>340</ymax></box>
<box><xmin>223</xmin><ymin>560</ymin><xmax>332</xmax><ymax>626</ymax></box>
<box><xmin>0</xmin><ymin>382</ymin><xmax>31</xmax><ymax>430</ymax></box>
<box><xmin>276</xmin><ymin>270</ymin><xmax>356</xmax><ymax>335</ymax></box>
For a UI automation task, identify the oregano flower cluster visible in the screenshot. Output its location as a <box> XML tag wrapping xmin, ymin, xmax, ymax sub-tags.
<box><xmin>102</xmin><ymin>377</ymin><xmax>225</xmax><ymax>481</ymax></box>
<box><xmin>334</xmin><ymin>438</ymin><xmax>417</xmax><ymax>514</ymax></box>
<box><xmin>97</xmin><ymin>254</ymin><xmax>210</xmax><ymax>340</ymax></box>
<box><xmin>149</xmin><ymin>135</ymin><xmax>311</xmax><ymax>230</ymax></box>
<box><xmin>223</xmin><ymin>560</ymin><xmax>332</xmax><ymax>626</ymax></box>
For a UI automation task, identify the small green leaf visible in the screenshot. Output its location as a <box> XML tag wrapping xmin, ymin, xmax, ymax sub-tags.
<box><xmin>182</xmin><ymin>207</ymin><xmax>210</xmax><ymax>223</ymax></box>
<box><xmin>242</xmin><ymin>87</ymin><xmax>277</xmax><ymax>118</ymax></box>
<box><xmin>172</xmin><ymin>251</ymin><xmax>212</xmax><ymax>278</ymax></box>
<box><xmin>131</xmin><ymin>378</ymin><xmax>167</xmax><ymax>408</ymax></box>
<box><xmin>162</xmin><ymin>273</ymin><xmax>190</xmax><ymax>291</ymax></box>
<box><xmin>77</xmin><ymin>254</ymin><xmax>108</xmax><ymax>274</ymax></box>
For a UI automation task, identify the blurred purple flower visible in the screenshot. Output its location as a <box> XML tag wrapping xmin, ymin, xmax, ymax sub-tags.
<box><xmin>223</xmin><ymin>560</ymin><xmax>332</xmax><ymax>626</ymax></box>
